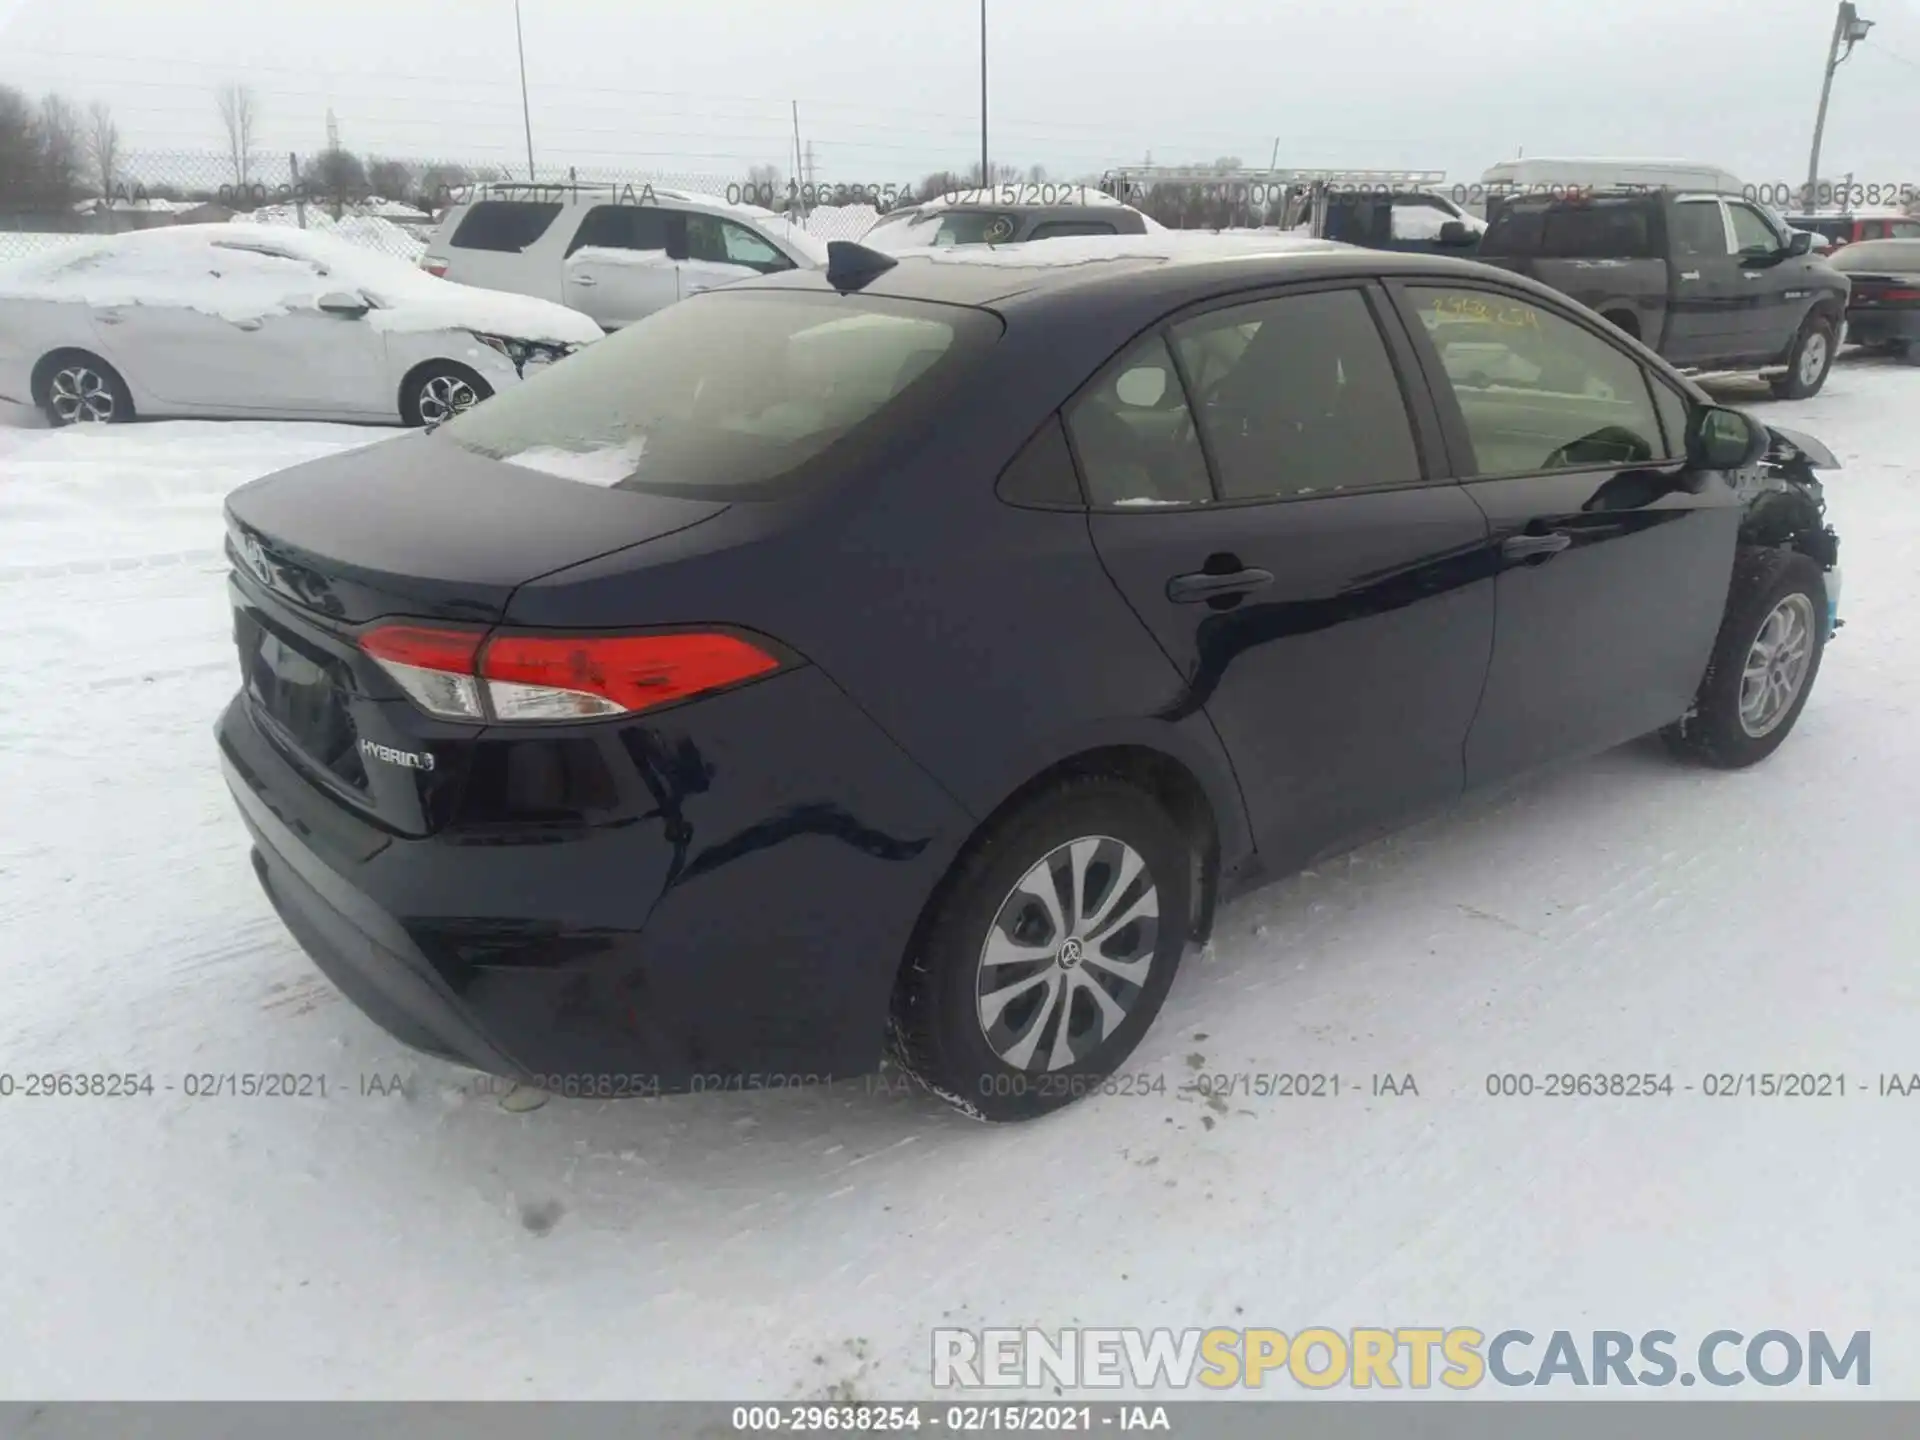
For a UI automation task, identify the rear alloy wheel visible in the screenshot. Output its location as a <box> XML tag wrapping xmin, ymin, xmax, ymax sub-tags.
<box><xmin>889</xmin><ymin>776</ymin><xmax>1193</xmax><ymax>1122</ymax></box>
<box><xmin>1664</xmin><ymin>548</ymin><xmax>1828</xmax><ymax>768</ymax></box>
<box><xmin>1770</xmin><ymin>314</ymin><xmax>1836</xmax><ymax>399</ymax></box>
<box><xmin>402</xmin><ymin>364</ymin><xmax>492</xmax><ymax>427</ymax></box>
<box><xmin>39</xmin><ymin>352</ymin><xmax>133</xmax><ymax>427</ymax></box>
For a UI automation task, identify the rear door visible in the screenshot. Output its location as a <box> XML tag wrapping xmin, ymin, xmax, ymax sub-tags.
<box><xmin>1391</xmin><ymin>278</ymin><xmax>1744</xmax><ymax>788</ymax></box>
<box><xmin>1077</xmin><ymin>282</ymin><xmax>1496</xmax><ymax>870</ymax></box>
<box><xmin>1663</xmin><ymin>195</ymin><xmax>1744</xmax><ymax>364</ymax></box>
<box><xmin>561</xmin><ymin>203</ymin><xmax>679</xmax><ymax>328</ymax></box>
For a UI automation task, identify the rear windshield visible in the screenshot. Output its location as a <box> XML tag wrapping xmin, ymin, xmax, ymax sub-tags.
<box><xmin>435</xmin><ymin>290</ymin><xmax>1000</xmax><ymax>498</ymax></box>
<box><xmin>449</xmin><ymin>201</ymin><xmax>564</xmax><ymax>252</ymax></box>
<box><xmin>1481</xmin><ymin>198</ymin><xmax>1656</xmax><ymax>258</ymax></box>
<box><xmin>1830</xmin><ymin>238</ymin><xmax>1920</xmax><ymax>272</ymax></box>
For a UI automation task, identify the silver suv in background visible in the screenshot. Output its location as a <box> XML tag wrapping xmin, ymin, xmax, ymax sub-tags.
<box><xmin>420</xmin><ymin>187</ymin><xmax>830</xmax><ymax>330</ymax></box>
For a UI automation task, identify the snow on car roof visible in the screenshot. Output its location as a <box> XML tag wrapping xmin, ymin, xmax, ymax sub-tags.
<box><xmin>898</xmin><ymin>230</ymin><xmax>1345</xmax><ymax>268</ymax></box>
<box><xmin>0</xmin><ymin>222</ymin><xmax>602</xmax><ymax>345</ymax></box>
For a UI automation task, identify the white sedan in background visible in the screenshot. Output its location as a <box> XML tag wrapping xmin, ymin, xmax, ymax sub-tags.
<box><xmin>0</xmin><ymin>223</ymin><xmax>605</xmax><ymax>427</ymax></box>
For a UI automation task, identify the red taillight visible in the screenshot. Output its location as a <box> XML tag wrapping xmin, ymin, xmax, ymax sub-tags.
<box><xmin>357</xmin><ymin>624</ymin><xmax>781</xmax><ymax>723</ymax></box>
<box><xmin>420</xmin><ymin>257</ymin><xmax>450</xmax><ymax>277</ymax></box>
<box><xmin>1881</xmin><ymin>287</ymin><xmax>1920</xmax><ymax>302</ymax></box>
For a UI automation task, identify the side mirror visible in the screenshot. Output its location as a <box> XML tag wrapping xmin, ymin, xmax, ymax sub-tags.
<box><xmin>1437</xmin><ymin>220</ymin><xmax>1475</xmax><ymax>247</ymax></box>
<box><xmin>1690</xmin><ymin>405</ymin><xmax>1768</xmax><ymax>470</ymax></box>
<box><xmin>1787</xmin><ymin>231</ymin><xmax>1814</xmax><ymax>257</ymax></box>
<box><xmin>317</xmin><ymin>291</ymin><xmax>370</xmax><ymax>318</ymax></box>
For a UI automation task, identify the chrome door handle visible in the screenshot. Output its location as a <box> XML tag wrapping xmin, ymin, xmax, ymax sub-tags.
<box><xmin>571</xmin><ymin>275</ymin><xmax>597</xmax><ymax>287</ymax></box>
<box><xmin>231</xmin><ymin>318</ymin><xmax>263</xmax><ymax>331</ymax></box>
<box><xmin>96</xmin><ymin>312</ymin><xmax>123</xmax><ymax>325</ymax></box>
<box><xmin>1679</xmin><ymin>271</ymin><xmax>1701</xmax><ymax>281</ymax></box>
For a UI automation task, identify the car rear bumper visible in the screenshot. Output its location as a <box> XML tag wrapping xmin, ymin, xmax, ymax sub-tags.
<box><xmin>216</xmin><ymin>665</ymin><xmax>972</xmax><ymax>1092</ymax></box>
<box><xmin>1843</xmin><ymin>309</ymin><xmax>1920</xmax><ymax>346</ymax></box>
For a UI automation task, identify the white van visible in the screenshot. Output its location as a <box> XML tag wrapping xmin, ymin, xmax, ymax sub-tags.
<box><xmin>1479</xmin><ymin>157</ymin><xmax>1746</xmax><ymax>197</ymax></box>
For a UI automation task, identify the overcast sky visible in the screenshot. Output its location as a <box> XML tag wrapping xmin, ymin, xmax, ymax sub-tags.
<box><xmin>4</xmin><ymin>0</ymin><xmax>1920</xmax><ymax>191</ymax></box>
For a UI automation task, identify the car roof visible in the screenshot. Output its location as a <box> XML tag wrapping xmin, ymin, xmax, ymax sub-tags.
<box><xmin>725</xmin><ymin>232</ymin><xmax>1526</xmax><ymax>309</ymax></box>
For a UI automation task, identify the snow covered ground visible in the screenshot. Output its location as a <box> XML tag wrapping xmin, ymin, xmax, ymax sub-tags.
<box><xmin>1</xmin><ymin>361</ymin><xmax>1917</xmax><ymax>1401</ymax></box>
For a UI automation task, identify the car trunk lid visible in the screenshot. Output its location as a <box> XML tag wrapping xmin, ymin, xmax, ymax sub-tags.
<box><xmin>223</xmin><ymin>432</ymin><xmax>729</xmax><ymax>836</ymax></box>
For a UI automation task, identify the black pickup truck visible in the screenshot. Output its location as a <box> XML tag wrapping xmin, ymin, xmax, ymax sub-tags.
<box><xmin>1476</xmin><ymin>190</ymin><xmax>1851</xmax><ymax>398</ymax></box>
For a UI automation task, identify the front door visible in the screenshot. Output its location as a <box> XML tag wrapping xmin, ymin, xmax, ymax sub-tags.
<box><xmin>1077</xmin><ymin>283</ymin><xmax>1496</xmax><ymax>870</ymax></box>
<box><xmin>1392</xmin><ymin>279</ymin><xmax>1746</xmax><ymax>788</ymax></box>
<box><xmin>1662</xmin><ymin>195</ymin><xmax>1745</xmax><ymax>366</ymax></box>
<box><xmin>561</xmin><ymin>203</ymin><xmax>679</xmax><ymax>328</ymax></box>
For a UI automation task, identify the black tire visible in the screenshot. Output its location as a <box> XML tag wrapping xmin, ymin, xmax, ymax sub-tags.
<box><xmin>1663</xmin><ymin>548</ymin><xmax>1829</xmax><ymax>769</ymax></box>
<box><xmin>399</xmin><ymin>362</ymin><xmax>492</xmax><ymax>427</ymax></box>
<box><xmin>34</xmin><ymin>349</ymin><xmax>134</xmax><ymax>427</ymax></box>
<box><xmin>888</xmin><ymin>776</ymin><xmax>1194</xmax><ymax>1123</ymax></box>
<box><xmin>1769</xmin><ymin>312</ymin><xmax>1838</xmax><ymax>399</ymax></box>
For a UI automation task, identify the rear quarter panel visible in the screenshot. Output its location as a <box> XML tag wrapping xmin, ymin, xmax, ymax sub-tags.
<box><xmin>501</xmin><ymin>289</ymin><xmax>1257</xmax><ymax>872</ymax></box>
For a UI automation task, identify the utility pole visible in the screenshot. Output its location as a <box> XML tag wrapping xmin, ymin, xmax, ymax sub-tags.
<box><xmin>791</xmin><ymin>101</ymin><xmax>807</xmax><ymax>222</ymax></box>
<box><xmin>1808</xmin><ymin>1</ymin><xmax>1873</xmax><ymax>206</ymax></box>
<box><xmin>515</xmin><ymin>0</ymin><xmax>536</xmax><ymax>181</ymax></box>
<box><xmin>979</xmin><ymin>0</ymin><xmax>989</xmax><ymax>187</ymax></box>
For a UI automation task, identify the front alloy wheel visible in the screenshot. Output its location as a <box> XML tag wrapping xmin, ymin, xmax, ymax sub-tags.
<box><xmin>416</xmin><ymin>373</ymin><xmax>482</xmax><ymax>424</ymax></box>
<box><xmin>48</xmin><ymin>363</ymin><xmax>118</xmax><ymax>424</ymax></box>
<box><xmin>1738</xmin><ymin>592</ymin><xmax>1817</xmax><ymax>739</ymax></box>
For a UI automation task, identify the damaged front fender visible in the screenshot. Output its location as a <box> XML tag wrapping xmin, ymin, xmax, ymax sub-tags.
<box><xmin>1734</xmin><ymin>423</ymin><xmax>1840</xmax><ymax>569</ymax></box>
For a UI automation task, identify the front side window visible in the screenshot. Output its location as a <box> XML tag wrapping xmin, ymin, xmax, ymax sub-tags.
<box><xmin>436</xmin><ymin>292</ymin><xmax>995</xmax><ymax>498</ymax></box>
<box><xmin>565</xmin><ymin>204</ymin><xmax>670</xmax><ymax>257</ymax></box>
<box><xmin>1671</xmin><ymin>200</ymin><xmax>1730</xmax><ymax>257</ymax></box>
<box><xmin>686</xmin><ymin>215</ymin><xmax>792</xmax><ymax>272</ymax></box>
<box><xmin>1726</xmin><ymin>202</ymin><xmax>1781</xmax><ymax>255</ymax></box>
<box><xmin>1407</xmin><ymin>285</ymin><xmax>1666</xmax><ymax>474</ymax></box>
<box><xmin>931</xmin><ymin>211</ymin><xmax>1020</xmax><ymax>246</ymax></box>
<box><xmin>1063</xmin><ymin>334</ymin><xmax>1212</xmax><ymax>507</ymax></box>
<box><xmin>1169</xmin><ymin>288</ymin><xmax>1422</xmax><ymax>500</ymax></box>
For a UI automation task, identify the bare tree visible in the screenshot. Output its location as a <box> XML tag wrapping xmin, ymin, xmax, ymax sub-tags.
<box><xmin>215</xmin><ymin>83</ymin><xmax>258</xmax><ymax>186</ymax></box>
<box><xmin>34</xmin><ymin>94</ymin><xmax>85</xmax><ymax>204</ymax></box>
<box><xmin>86</xmin><ymin>100</ymin><xmax>119</xmax><ymax>198</ymax></box>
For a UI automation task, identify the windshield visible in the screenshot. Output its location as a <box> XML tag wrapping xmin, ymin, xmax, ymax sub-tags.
<box><xmin>436</xmin><ymin>290</ymin><xmax>999</xmax><ymax>498</ymax></box>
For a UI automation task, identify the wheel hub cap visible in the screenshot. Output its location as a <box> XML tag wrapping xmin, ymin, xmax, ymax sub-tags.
<box><xmin>1738</xmin><ymin>592</ymin><xmax>1816</xmax><ymax>738</ymax></box>
<box><xmin>418</xmin><ymin>375</ymin><xmax>479</xmax><ymax>424</ymax></box>
<box><xmin>50</xmin><ymin>366</ymin><xmax>114</xmax><ymax>423</ymax></box>
<box><xmin>974</xmin><ymin>835</ymin><xmax>1160</xmax><ymax>1073</ymax></box>
<box><xmin>1801</xmin><ymin>334</ymin><xmax>1828</xmax><ymax>386</ymax></box>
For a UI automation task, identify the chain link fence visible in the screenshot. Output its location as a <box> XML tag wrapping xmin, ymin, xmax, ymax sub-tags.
<box><xmin>0</xmin><ymin>148</ymin><xmax>891</xmax><ymax>266</ymax></box>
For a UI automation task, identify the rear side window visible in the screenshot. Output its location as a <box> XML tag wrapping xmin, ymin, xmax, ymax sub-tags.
<box><xmin>1170</xmin><ymin>288</ymin><xmax>1422</xmax><ymax>500</ymax></box>
<box><xmin>1892</xmin><ymin>221</ymin><xmax>1920</xmax><ymax>239</ymax></box>
<box><xmin>1064</xmin><ymin>334</ymin><xmax>1213</xmax><ymax>507</ymax></box>
<box><xmin>435</xmin><ymin>293</ymin><xmax>999</xmax><ymax>498</ymax></box>
<box><xmin>1483</xmin><ymin>200</ymin><xmax>1653</xmax><ymax>257</ymax></box>
<box><xmin>449</xmin><ymin>201</ymin><xmax>564</xmax><ymax>252</ymax></box>
<box><xmin>564</xmin><ymin>204</ymin><xmax>670</xmax><ymax>257</ymax></box>
<box><xmin>1027</xmin><ymin>220</ymin><xmax>1117</xmax><ymax>240</ymax></box>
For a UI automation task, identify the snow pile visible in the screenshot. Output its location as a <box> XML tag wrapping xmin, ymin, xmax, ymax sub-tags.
<box><xmin>0</xmin><ymin>223</ymin><xmax>601</xmax><ymax>345</ymax></box>
<box><xmin>234</xmin><ymin>208</ymin><xmax>428</xmax><ymax>263</ymax></box>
